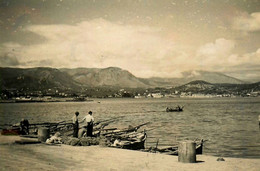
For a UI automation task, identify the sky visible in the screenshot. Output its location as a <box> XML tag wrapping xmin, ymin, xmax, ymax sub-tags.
<box><xmin>0</xmin><ymin>0</ymin><xmax>260</xmax><ymax>82</ymax></box>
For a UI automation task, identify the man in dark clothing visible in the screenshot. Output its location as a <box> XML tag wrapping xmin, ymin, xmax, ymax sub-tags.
<box><xmin>72</xmin><ymin>111</ymin><xmax>79</xmax><ymax>138</ymax></box>
<box><xmin>20</xmin><ymin>119</ymin><xmax>29</xmax><ymax>135</ymax></box>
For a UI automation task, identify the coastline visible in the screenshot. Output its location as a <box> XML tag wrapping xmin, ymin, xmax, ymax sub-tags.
<box><xmin>0</xmin><ymin>135</ymin><xmax>259</xmax><ymax>171</ymax></box>
<box><xmin>1</xmin><ymin>96</ymin><xmax>259</xmax><ymax>103</ymax></box>
<box><xmin>0</xmin><ymin>98</ymin><xmax>94</xmax><ymax>103</ymax></box>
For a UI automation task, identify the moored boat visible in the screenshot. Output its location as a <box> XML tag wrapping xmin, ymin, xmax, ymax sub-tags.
<box><xmin>166</xmin><ymin>106</ymin><xmax>184</xmax><ymax>112</ymax></box>
<box><xmin>156</xmin><ymin>139</ymin><xmax>204</xmax><ymax>155</ymax></box>
<box><xmin>111</xmin><ymin>132</ymin><xmax>147</xmax><ymax>150</ymax></box>
<box><xmin>15</xmin><ymin>97</ymin><xmax>43</xmax><ymax>103</ymax></box>
<box><xmin>1</xmin><ymin>127</ymin><xmax>21</xmax><ymax>135</ymax></box>
<box><xmin>65</xmin><ymin>97</ymin><xmax>93</xmax><ymax>102</ymax></box>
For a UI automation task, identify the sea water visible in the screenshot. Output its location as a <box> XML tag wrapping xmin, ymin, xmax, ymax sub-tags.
<box><xmin>0</xmin><ymin>97</ymin><xmax>260</xmax><ymax>158</ymax></box>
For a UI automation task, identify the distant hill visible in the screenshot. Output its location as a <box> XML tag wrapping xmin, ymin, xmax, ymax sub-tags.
<box><xmin>173</xmin><ymin>80</ymin><xmax>260</xmax><ymax>95</ymax></box>
<box><xmin>217</xmin><ymin>81</ymin><xmax>260</xmax><ymax>92</ymax></box>
<box><xmin>0</xmin><ymin>67</ymin><xmax>81</xmax><ymax>91</ymax></box>
<box><xmin>61</xmin><ymin>67</ymin><xmax>151</xmax><ymax>88</ymax></box>
<box><xmin>0</xmin><ymin>67</ymin><xmax>254</xmax><ymax>93</ymax></box>
<box><xmin>61</xmin><ymin>68</ymin><xmax>246</xmax><ymax>88</ymax></box>
<box><xmin>148</xmin><ymin>70</ymin><xmax>246</xmax><ymax>86</ymax></box>
<box><xmin>181</xmin><ymin>70</ymin><xmax>246</xmax><ymax>84</ymax></box>
<box><xmin>174</xmin><ymin>80</ymin><xmax>215</xmax><ymax>93</ymax></box>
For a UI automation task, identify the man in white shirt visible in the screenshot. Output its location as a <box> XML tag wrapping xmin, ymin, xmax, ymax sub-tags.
<box><xmin>81</xmin><ymin>111</ymin><xmax>94</xmax><ymax>137</ymax></box>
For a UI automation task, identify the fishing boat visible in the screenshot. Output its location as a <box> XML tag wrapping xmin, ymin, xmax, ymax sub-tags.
<box><xmin>1</xmin><ymin>127</ymin><xmax>21</xmax><ymax>135</ymax></box>
<box><xmin>15</xmin><ymin>97</ymin><xmax>43</xmax><ymax>103</ymax></box>
<box><xmin>65</xmin><ymin>97</ymin><xmax>93</xmax><ymax>102</ymax></box>
<box><xmin>111</xmin><ymin>132</ymin><xmax>147</xmax><ymax>150</ymax></box>
<box><xmin>166</xmin><ymin>106</ymin><xmax>184</xmax><ymax>112</ymax></box>
<box><xmin>157</xmin><ymin>139</ymin><xmax>204</xmax><ymax>155</ymax></box>
<box><xmin>121</xmin><ymin>133</ymin><xmax>147</xmax><ymax>150</ymax></box>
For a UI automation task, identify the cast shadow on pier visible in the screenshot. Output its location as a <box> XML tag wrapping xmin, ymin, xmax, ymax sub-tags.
<box><xmin>196</xmin><ymin>160</ymin><xmax>205</xmax><ymax>163</ymax></box>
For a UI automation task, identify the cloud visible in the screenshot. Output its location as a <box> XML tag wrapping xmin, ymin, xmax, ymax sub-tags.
<box><xmin>233</xmin><ymin>12</ymin><xmax>260</xmax><ymax>32</ymax></box>
<box><xmin>0</xmin><ymin>43</ymin><xmax>21</xmax><ymax>66</ymax></box>
<box><xmin>224</xmin><ymin>62</ymin><xmax>260</xmax><ymax>82</ymax></box>
<box><xmin>197</xmin><ymin>38</ymin><xmax>235</xmax><ymax>57</ymax></box>
<box><xmin>0</xmin><ymin>19</ymin><xmax>259</xmax><ymax>80</ymax></box>
<box><xmin>237</xmin><ymin>48</ymin><xmax>260</xmax><ymax>65</ymax></box>
<box><xmin>196</xmin><ymin>38</ymin><xmax>235</xmax><ymax>67</ymax></box>
<box><xmin>0</xmin><ymin>19</ymin><xmax>190</xmax><ymax>77</ymax></box>
<box><xmin>0</xmin><ymin>54</ymin><xmax>20</xmax><ymax>67</ymax></box>
<box><xmin>192</xmin><ymin>38</ymin><xmax>260</xmax><ymax>81</ymax></box>
<box><xmin>195</xmin><ymin>38</ymin><xmax>260</xmax><ymax>78</ymax></box>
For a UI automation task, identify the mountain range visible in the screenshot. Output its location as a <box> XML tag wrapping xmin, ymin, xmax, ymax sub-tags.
<box><xmin>0</xmin><ymin>67</ymin><xmax>81</xmax><ymax>91</ymax></box>
<box><xmin>174</xmin><ymin>80</ymin><xmax>260</xmax><ymax>94</ymax></box>
<box><xmin>0</xmin><ymin>67</ymin><xmax>254</xmax><ymax>91</ymax></box>
<box><xmin>61</xmin><ymin>67</ymin><xmax>246</xmax><ymax>87</ymax></box>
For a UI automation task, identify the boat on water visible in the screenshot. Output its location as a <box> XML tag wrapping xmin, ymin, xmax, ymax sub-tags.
<box><xmin>166</xmin><ymin>106</ymin><xmax>184</xmax><ymax>112</ymax></box>
<box><xmin>15</xmin><ymin>97</ymin><xmax>43</xmax><ymax>103</ymax></box>
<box><xmin>65</xmin><ymin>97</ymin><xmax>93</xmax><ymax>102</ymax></box>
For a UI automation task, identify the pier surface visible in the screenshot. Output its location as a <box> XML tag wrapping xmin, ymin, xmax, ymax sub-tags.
<box><xmin>0</xmin><ymin>135</ymin><xmax>259</xmax><ymax>171</ymax></box>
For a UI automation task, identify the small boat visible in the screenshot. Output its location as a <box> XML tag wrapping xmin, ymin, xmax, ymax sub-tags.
<box><xmin>66</xmin><ymin>97</ymin><xmax>93</xmax><ymax>102</ymax></box>
<box><xmin>15</xmin><ymin>98</ymin><xmax>43</xmax><ymax>103</ymax></box>
<box><xmin>111</xmin><ymin>132</ymin><xmax>147</xmax><ymax>150</ymax></box>
<box><xmin>1</xmin><ymin>127</ymin><xmax>21</xmax><ymax>135</ymax></box>
<box><xmin>157</xmin><ymin>139</ymin><xmax>204</xmax><ymax>155</ymax></box>
<box><xmin>121</xmin><ymin>133</ymin><xmax>147</xmax><ymax>150</ymax></box>
<box><xmin>166</xmin><ymin>106</ymin><xmax>184</xmax><ymax>112</ymax></box>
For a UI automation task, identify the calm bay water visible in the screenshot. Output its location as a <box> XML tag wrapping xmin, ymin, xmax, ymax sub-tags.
<box><xmin>1</xmin><ymin>98</ymin><xmax>260</xmax><ymax>158</ymax></box>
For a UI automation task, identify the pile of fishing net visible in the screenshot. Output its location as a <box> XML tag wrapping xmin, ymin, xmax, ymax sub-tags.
<box><xmin>61</xmin><ymin>136</ymin><xmax>111</xmax><ymax>146</ymax></box>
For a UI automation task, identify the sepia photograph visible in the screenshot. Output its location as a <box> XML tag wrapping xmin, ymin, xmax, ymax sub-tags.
<box><xmin>0</xmin><ymin>0</ymin><xmax>259</xmax><ymax>170</ymax></box>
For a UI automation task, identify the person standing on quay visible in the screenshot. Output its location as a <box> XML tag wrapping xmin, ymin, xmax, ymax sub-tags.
<box><xmin>81</xmin><ymin>111</ymin><xmax>94</xmax><ymax>137</ymax></box>
<box><xmin>20</xmin><ymin>118</ymin><xmax>30</xmax><ymax>135</ymax></box>
<box><xmin>72</xmin><ymin>111</ymin><xmax>79</xmax><ymax>138</ymax></box>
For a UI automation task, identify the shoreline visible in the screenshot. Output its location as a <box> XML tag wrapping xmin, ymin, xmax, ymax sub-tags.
<box><xmin>0</xmin><ymin>98</ymin><xmax>94</xmax><ymax>103</ymax></box>
<box><xmin>1</xmin><ymin>96</ymin><xmax>260</xmax><ymax>103</ymax></box>
<box><xmin>0</xmin><ymin>135</ymin><xmax>259</xmax><ymax>171</ymax></box>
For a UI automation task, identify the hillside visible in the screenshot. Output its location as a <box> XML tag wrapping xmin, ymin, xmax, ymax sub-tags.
<box><xmin>174</xmin><ymin>80</ymin><xmax>215</xmax><ymax>93</ymax></box>
<box><xmin>217</xmin><ymin>82</ymin><xmax>260</xmax><ymax>92</ymax></box>
<box><xmin>61</xmin><ymin>68</ymin><xmax>246</xmax><ymax>88</ymax></box>
<box><xmin>149</xmin><ymin>70</ymin><xmax>246</xmax><ymax>86</ymax></box>
<box><xmin>0</xmin><ymin>67</ymin><xmax>81</xmax><ymax>91</ymax></box>
<box><xmin>181</xmin><ymin>70</ymin><xmax>246</xmax><ymax>84</ymax></box>
<box><xmin>61</xmin><ymin>67</ymin><xmax>151</xmax><ymax>88</ymax></box>
<box><xmin>172</xmin><ymin>80</ymin><xmax>260</xmax><ymax>95</ymax></box>
<box><xmin>0</xmin><ymin>67</ymin><xmax>254</xmax><ymax>93</ymax></box>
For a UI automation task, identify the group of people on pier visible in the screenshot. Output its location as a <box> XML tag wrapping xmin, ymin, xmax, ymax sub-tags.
<box><xmin>72</xmin><ymin>111</ymin><xmax>94</xmax><ymax>138</ymax></box>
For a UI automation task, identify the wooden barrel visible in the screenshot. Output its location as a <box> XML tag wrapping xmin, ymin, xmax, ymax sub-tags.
<box><xmin>38</xmin><ymin>127</ymin><xmax>50</xmax><ymax>142</ymax></box>
<box><xmin>178</xmin><ymin>141</ymin><xmax>196</xmax><ymax>163</ymax></box>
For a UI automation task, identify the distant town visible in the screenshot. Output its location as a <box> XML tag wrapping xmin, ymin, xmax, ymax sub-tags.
<box><xmin>1</xmin><ymin>84</ymin><xmax>259</xmax><ymax>103</ymax></box>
